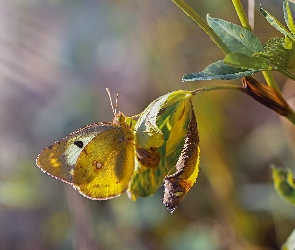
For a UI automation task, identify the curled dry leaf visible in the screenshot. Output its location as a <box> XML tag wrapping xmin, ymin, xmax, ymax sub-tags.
<box><xmin>242</xmin><ymin>76</ymin><xmax>290</xmax><ymax>117</ymax></box>
<box><xmin>162</xmin><ymin>102</ymin><xmax>200</xmax><ymax>213</ymax></box>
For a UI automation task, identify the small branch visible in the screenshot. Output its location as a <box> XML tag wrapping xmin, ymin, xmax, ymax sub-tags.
<box><xmin>191</xmin><ymin>84</ymin><xmax>244</xmax><ymax>95</ymax></box>
<box><xmin>172</xmin><ymin>0</ymin><xmax>231</xmax><ymax>55</ymax></box>
<box><xmin>262</xmin><ymin>71</ymin><xmax>281</xmax><ymax>93</ymax></box>
<box><xmin>287</xmin><ymin>110</ymin><xmax>295</xmax><ymax>126</ymax></box>
<box><xmin>232</xmin><ymin>0</ymin><xmax>252</xmax><ymax>30</ymax></box>
<box><xmin>191</xmin><ymin>82</ymin><xmax>295</xmax><ymax>126</ymax></box>
<box><xmin>231</xmin><ymin>0</ymin><xmax>286</xmax><ymax>112</ymax></box>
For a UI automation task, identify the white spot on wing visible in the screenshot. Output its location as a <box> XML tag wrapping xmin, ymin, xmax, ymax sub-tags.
<box><xmin>64</xmin><ymin>134</ymin><xmax>97</xmax><ymax>166</ymax></box>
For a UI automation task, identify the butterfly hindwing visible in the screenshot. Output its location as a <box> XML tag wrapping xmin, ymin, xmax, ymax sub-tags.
<box><xmin>74</xmin><ymin>126</ymin><xmax>135</xmax><ymax>199</ymax></box>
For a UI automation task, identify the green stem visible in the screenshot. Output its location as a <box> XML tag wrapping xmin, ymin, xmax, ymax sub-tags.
<box><xmin>287</xmin><ymin>109</ymin><xmax>295</xmax><ymax>126</ymax></box>
<box><xmin>172</xmin><ymin>0</ymin><xmax>231</xmax><ymax>55</ymax></box>
<box><xmin>262</xmin><ymin>71</ymin><xmax>281</xmax><ymax>93</ymax></box>
<box><xmin>191</xmin><ymin>84</ymin><xmax>295</xmax><ymax>126</ymax></box>
<box><xmin>172</xmin><ymin>0</ymin><xmax>295</xmax><ymax>126</ymax></box>
<box><xmin>231</xmin><ymin>0</ymin><xmax>252</xmax><ymax>30</ymax></box>
<box><xmin>191</xmin><ymin>84</ymin><xmax>243</xmax><ymax>95</ymax></box>
<box><xmin>231</xmin><ymin>1</ymin><xmax>286</xmax><ymax>112</ymax></box>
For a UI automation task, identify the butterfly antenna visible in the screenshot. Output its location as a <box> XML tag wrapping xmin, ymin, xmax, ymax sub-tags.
<box><xmin>115</xmin><ymin>93</ymin><xmax>119</xmax><ymax>115</ymax></box>
<box><xmin>106</xmin><ymin>88</ymin><xmax>116</xmax><ymax>115</ymax></box>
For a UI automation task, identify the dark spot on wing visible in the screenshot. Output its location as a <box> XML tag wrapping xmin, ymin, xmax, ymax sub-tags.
<box><xmin>74</xmin><ymin>140</ymin><xmax>84</xmax><ymax>148</ymax></box>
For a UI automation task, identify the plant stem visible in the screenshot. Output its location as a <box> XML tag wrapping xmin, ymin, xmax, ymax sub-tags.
<box><xmin>172</xmin><ymin>0</ymin><xmax>231</xmax><ymax>55</ymax></box>
<box><xmin>231</xmin><ymin>0</ymin><xmax>285</xmax><ymax>109</ymax></box>
<box><xmin>262</xmin><ymin>71</ymin><xmax>281</xmax><ymax>93</ymax></box>
<box><xmin>231</xmin><ymin>0</ymin><xmax>252</xmax><ymax>30</ymax></box>
<box><xmin>287</xmin><ymin>109</ymin><xmax>295</xmax><ymax>126</ymax></box>
<box><xmin>172</xmin><ymin>0</ymin><xmax>295</xmax><ymax>125</ymax></box>
<box><xmin>191</xmin><ymin>84</ymin><xmax>295</xmax><ymax>126</ymax></box>
<box><xmin>191</xmin><ymin>84</ymin><xmax>243</xmax><ymax>95</ymax></box>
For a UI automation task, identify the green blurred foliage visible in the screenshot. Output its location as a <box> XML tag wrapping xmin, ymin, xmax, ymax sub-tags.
<box><xmin>1</xmin><ymin>0</ymin><xmax>295</xmax><ymax>249</ymax></box>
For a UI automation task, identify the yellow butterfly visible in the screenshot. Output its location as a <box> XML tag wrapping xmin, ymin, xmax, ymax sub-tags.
<box><xmin>36</xmin><ymin>90</ymin><xmax>135</xmax><ymax>200</ymax></box>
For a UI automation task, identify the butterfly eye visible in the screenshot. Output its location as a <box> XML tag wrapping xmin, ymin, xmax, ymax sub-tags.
<box><xmin>74</xmin><ymin>141</ymin><xmax>84</xmax><ymax>148</ymax></box>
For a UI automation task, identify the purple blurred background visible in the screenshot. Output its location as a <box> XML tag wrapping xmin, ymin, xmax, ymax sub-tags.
<box><xmin>0</xmin><ymin>0</ymin><xmax>294</xmax><ymax>249</ymax></box>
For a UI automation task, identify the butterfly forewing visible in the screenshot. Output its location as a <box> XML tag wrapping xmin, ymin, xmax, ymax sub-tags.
<box><xmin>36</xmin><ymin>122</ymin><xmax>135</xmax><ymax>199</ymax></box>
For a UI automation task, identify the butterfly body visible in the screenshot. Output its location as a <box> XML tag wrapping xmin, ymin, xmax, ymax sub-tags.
<box><xmin>36</xmin><ymin>121</ymin><xmax>135</xmax><ymax>200</ymax></box>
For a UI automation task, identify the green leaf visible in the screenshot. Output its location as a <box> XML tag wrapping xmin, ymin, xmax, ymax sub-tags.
<box><xmin>282</xmin><ymin>228</ymin><xmax>295</xmax><ymax>250</ymax></box>
<box><xmin>206</xmin><ymin>15</ymin><xmax>264</xmax><ymax>56</ymax></box>
<box><xmin>272</xmin><ymin>166</ymin><xmax>295</xmax><ymax>205</ymax></box>
<box><xmin>128</xmin><ymin>90</ymin><xmax>194</xmax><ymax>199</ymax></box>
<box><xmin>284</xmin><ymin>35</ymin><xmax>294</xmax><ymax>49</ymax></box>
<box><xmin>134</xmin><ymin>97</ymin><xmax>166</xmax><ymax>150</ymax></box>
<box><xmin>277</xmin><ymin>67</ymin><xmax>295</xmax><ymax>81</ymax></box>
<box><xmin>182</xmin><ymin>60</ymin><xmax>260</xmax><ymax>81</ymax></box>
<box><xmin>263</xmin><ymin>37</ymin><xmax>293</xmax><ymax>67</ymax></box>
<box><xmin>284</xmin><ymin>0</ymin><xmax>295</xmax><ymax>36</ymax></box>
<box><xmin>260</xmin><ymin>6</ymin><xmax>295</xmax><ymax>41</ymax></box>
<box><xmin>158</xmin><ymin>92</ymin><xmax>193</xmax><ymax>173</ymax></box>
<box><xmin>224</xmin><ymin>53</ymin><xmax>272</xmax><ymax>70</ymax></box>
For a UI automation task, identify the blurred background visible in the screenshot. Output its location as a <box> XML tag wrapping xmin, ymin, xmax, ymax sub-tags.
<box><xmin>0</xmin><ymin>0</ymin><xmax>294</xmax><ymax>249</ymax></box>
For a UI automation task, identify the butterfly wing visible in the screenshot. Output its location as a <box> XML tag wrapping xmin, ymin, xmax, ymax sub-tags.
<box><xmin>36</xmin><ymin>123</ymin><xmax>135</xmax><ymax>199</ymax></box>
